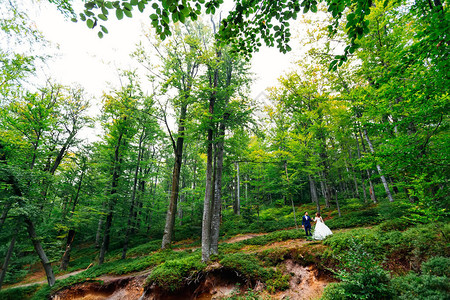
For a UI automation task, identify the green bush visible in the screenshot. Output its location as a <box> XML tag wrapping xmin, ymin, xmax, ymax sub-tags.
<box><xmin>421</xmin><ymin>256</ymin><xmax>450</xmax><ymax>277</ymax></box>
<box><xmin>0</xmin><ymin>284</ymin><xmax>40</xmax><ymax>300</ymax></box>
<box><xmin>220</xmin><ymin>253</ymin><xmax>270</xmax><ymax>281</ymax></box>
<box><xmin>326</xmin><ymin>208</ymin><xmax>382</xmax><ymax>229</ymax></box>
<box><xmin>391</xmin><ymin>273</ymin><xmax>450</xmax><ymax>299</ymax></box>
<box><xmin>323</xmin><ymin>240</ymin><xmax>392</xmax><ymax>299</ymax></box>
<box><xmin>265</xmin><ymin>269</ymin><xmax>290</xmax><ymax>294</ymax></box>
<box><xmin>321</xmin><ymin>282</ymin><xmax>346</xmax><ymax>300</ymax></box>
<box><xmin>146</xmin><ymin>254</ymin><xmax>206</xmax><ymax>291</ymax></box>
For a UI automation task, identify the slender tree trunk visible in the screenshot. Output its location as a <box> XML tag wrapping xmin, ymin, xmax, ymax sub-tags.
<box><xmin>235</xmin><ymin>162</ymin><xmax>240</xmax><ymax>215</ymax></box>
<box><xmin>202</xmin><ymin>56</ymin><xmax>219</xmax><ymax>262</ymax></box>
<box><xmin>319</xmin><ymin>172</ymin><xmax>331</xmax><ymax>208</ymax></box>
<box><xmin>335</xmin><ymin>190</ymin><xmax>341</xmax><ymax>217</ymax></box>
<box><xmin>59</xmin><ymin>229</ymin><xmax>75</xmax><ymax>271</ymax></box>
<box><xmin>285</xmin><ymin>161</ymin><xmax>298</xmax><ymax>229</ymax></box>
<box><xmin>363</xmin><ymin>129</ymin><xmax>394</xmax><ymax>202</ymax></box>
<box><xmin>122</xmin><ymin>131</ymin><xmax>145</xmax><ymax>259</ymax></box>
<box><xmin>309</xmin><ymin>175</ymin><xmax>320</xmax><ymax>214</ymax></box>
<box><xmin>0</xmin><ymin>202</ymin><xmax>11</xmax><ymax>232</ymax></box>
<box><xmin>0</xmin><ymin>234</ymin><xmax>16</xmax><ymax>290</ymax></box>
<box><xmin>161</xmin><ymin>103</ymin><xmax>187</xmax><ymax>249</ymax></box>
<box><xmin>99</xmin><ymin>124</ymin><xmax>124</xmax><ymax>265</ymax></box>
<box><xmin>356</xmin><ymin>130</ymin><xmax>377</xmax><ymax>203</ymax></box>
<box><xmin>25</xmin><ymin>218</ymin><xmax>55</xmax><ymax>286</ymax></box>
<box><xmin>210</xmin><ymin>118</ymin><xmax>227</xmax><ymax>255</ymax></box>
<box><xmin>95</xmin><ymin>201</ymin><xmax>106</xmax><ymax>248</ymax></box>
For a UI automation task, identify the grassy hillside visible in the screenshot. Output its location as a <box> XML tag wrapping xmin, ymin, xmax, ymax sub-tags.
<box><xmin>1</xmin><ymin>199</ymin><xmax>448</xmax><ymax>299</ymax></box>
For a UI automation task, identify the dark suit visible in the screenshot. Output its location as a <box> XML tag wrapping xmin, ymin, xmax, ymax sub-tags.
<box><xmin>302</xmin><ymin>215</ymin><xmax>312</xmax><ymax>236</ymax></box>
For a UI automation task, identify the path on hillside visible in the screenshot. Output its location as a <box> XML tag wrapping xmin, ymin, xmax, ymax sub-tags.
<box><xmin>7</xmin><ymin>228</ymin><xmax>344</xmax><ymax>290</ymax></box>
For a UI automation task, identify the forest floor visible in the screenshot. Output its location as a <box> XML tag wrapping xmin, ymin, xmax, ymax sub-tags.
<box><xmin>6</xmin><ymin>228</ymin><xmax>339</xmax><ymax>299</ymax></box>
<box><xmin>7</xmin><ymin>231</ymin><xmax>287</xmax><ymax>289</ymax></box>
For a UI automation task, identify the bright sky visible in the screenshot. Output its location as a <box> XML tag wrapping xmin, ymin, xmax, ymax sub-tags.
<box><xmin>32</xmin><ymin>1</ymin><xmax>303</xmax><ymax>104</ymax></box>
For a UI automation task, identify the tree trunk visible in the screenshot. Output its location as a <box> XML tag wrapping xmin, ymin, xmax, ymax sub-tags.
<box><xmin>309</xmin><ymin>175</ymin><xmax>320</xmax><ymax>214</ymax></box>
<box><xmin>234</xmin><ymin>162</ymin><xmax>240</xmax><ymax>215</ymax></box>
<box><xmin>363</xmin><ymin>129</ymin><xmax>394</xmax><ymax>202</ymax></box>
<box><xmin>122</xmin><ymin>131</ymin><xmax>145</xmax><ymax>259</ymax></box>
<box><xmin>95</xmin><ymin>201</ymin><xmax>106</xmax><ymax>248</ymax></box>
<box><xmin>25</xmin><ymin>218</ymin><xmax>55</xmax><ymax>286</ymax></box>
<box><xmin>210</xmin><ymin>115</ymin><xmax>228</xmax><ymax>255</ymax></box>
<box><xmin>99</xmin><ymin>123</ymin><xmax>124</xmax><ymax>265</ymax></box>
<box><xmin>59</xmin><ymin>229</ymin><xmax>75</xmax><ymax>271</ymax></box>
<box><xmin>0</xmin><ymin>202</ymin><xmax>11</xmax><ymax>232</ymax></box>
<box><xmin>201</xmin><ymin>57</ymin><xmax>219</xmax><ymax>262</ymax></box>
<box><xmin>356</xmin><ymin>130</ymin><xmax>377</xmax><ymax>203</ymax></box>
<box><xmin>335</xmin><ymin>190</ymin><xmax>341</xmax><ymax>217</ymax></box>
<box><xmin>285</xmin><ymin>161</ymin><xmax>298</xmax><ymax>229</ymax></box>
<box><xmin>0</xmin><ymin>234</ymin><xmax>16</xmax><ymax>290</ymax></box>
<box><xmin>161</xmin><ymin>103</ymin><xmax>187</xmax><ymax>249</ymax></box>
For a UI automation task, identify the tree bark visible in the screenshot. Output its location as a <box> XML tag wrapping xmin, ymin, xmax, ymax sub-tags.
<box><xmin>363</xmin><ymin>128</ymin><xmax>394</xmax><ymax>202</ymax></box>
<box><xmin>99</xmin><ymin>122</ymin><xmax>125</xmax><ymax>265</ymax></box>
<box><xmin>161</xmin><ymin>103</ymin><xmax>187</xmax><ymax>249</ymax></box>
<box><xmin>285</xmin><ymin>161</ymin><xmax>298</xmax><ymax>229</ymax></box>
<box><xmin>356</xmin><ymin>130</ymin><xmax>377</xmax><ymax>203</ymax></box>
<box><xmin>59</xmin><ymin>229</ymin><xmax>75</xmax><ymax>271</ymax></box>
<box><xmin>234</xmin><ymin>162</ymin><xmax>240</xmax><ymax>215</ymax></box>
<box><xmin>122</xmin><ymin>130</ymin><xmax>145</xmax><ymax>259</ymax></box>
<box><xmin>0</xmin><ymin>234</ymin><xmax>16</xmax><ymax>290</ymax></box>
<box><xmin>210</xmin><ymin>115</ymin><xmax>228</xmax><ymax>255</ymax></box>
<box><xmin>201</xmin><ymin>57</ymin><xmax>219</xmax><ymax>262</ymax></box>
<box><xmin>309</xmin><ymin>174</ymin><xmax>320</xmax><ymax>214</ymax></box>
<box><xmin>25</xmin><ymin>217</ymin><xmax>55</xmax><ymax>286</ymax></box>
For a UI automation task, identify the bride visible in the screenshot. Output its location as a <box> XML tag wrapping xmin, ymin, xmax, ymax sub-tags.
<box><xmin>312</xmin><ymin>213</ymin><xmax>333</xmax><ymax>240</ymax></box>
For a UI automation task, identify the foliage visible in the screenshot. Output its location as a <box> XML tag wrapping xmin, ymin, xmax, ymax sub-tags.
<box><xmin>324</xmin><ymin>240</ymin><xmax>392</xmax><ymax>299</ymax></box>
<box><xmin>0</xmin><ymin>284</ymin><xmax>40</xmax><ymax>300</ymax></box>
<box><xmin>265</xmin><ymin>269</ymin><xmax>290</xmax><ymax>294</ymax></box>
<box><xmin>146</xmin><ymin>254</ymin><xmax>206</xmax><ymax>291</ymax></box>
<box><xmin>326</xmin><ymin>207</ymin><xmax>381</xmax><ymax>229</ymax></box>
<box><xmin>421</xmin><ymin>256</ymin><xmax>450</xmax><ymax>278</ymax></box>
<box><xmin>391</xmin><ymin>273</ymin><xmax>450</xmax><ymax>300</ymax></box>
<box><xmin>220</xmin><ymin>253</ymin><xmax>270</xmax><ymax>282</ymax></box>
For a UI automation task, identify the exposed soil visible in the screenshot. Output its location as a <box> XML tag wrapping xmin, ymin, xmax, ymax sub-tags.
<box><xmin>52</xmin><ymin>275</ymin><xmax>146</xmax><ymax>300</ymax></box>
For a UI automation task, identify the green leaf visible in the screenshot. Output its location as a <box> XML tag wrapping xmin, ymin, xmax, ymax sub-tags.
<box><xmin>86</xmin><ymin>19</ymin><xmax>94</xmax><ymax>28</ymax></box>
<box><xmin>100</xmin><ymin>25</ymin><xmax>109</xmax><ymax>33</ymax></box>
<box><xmin>150</xmin><ymin>13</ymin><xmax>158</xmax><ymax>20</ymax></box>
<box><xmin>124</xmin><ymin>9</ymin><xmax>132</xmax><ymax>18</ymax></box>
<box><xmin>152</xmin><ymin>3</ymin><xmax>159</xmax><ymax>9</ymax></box>
<box><xmin>116</xmin><ymin>8</ymin><xmax>124</xmax><ymax>20</ymax></box>
<box><xmin>138</xmin><ymin>2</ymin><xmax>145</xmax><ymax>12</ymax></box>
<box><xmin>98</xmin><ymin>14</ymin><xmax>108</xmax><ymax>21</ymax></box>
<box><xmin>98</xmin><ymin>31</ymin><xmax>104</xmax><ymax>38</ymax></box>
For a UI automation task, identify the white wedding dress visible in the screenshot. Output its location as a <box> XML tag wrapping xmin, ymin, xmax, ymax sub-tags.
<box><xmin>312</xmin><ymin>217</ymin><xmax>333</xmax><ymax>240</ymax></box>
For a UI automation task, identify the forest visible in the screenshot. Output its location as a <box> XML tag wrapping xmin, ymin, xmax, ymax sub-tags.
<box><xmin>0</xmin><ymin>0</ymin><xmax>448</xmax><ymax>299</ymax></box>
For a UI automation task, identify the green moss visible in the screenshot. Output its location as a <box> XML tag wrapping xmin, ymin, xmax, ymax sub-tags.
<box><xmin>0</xmin><ymin>284</ymin><xmax>40</xmax><ymax>300</ymax></box>
<box><xmin>265</xmin><ymin>269</ymin><xmax>290</xmax><ymax>294</ymax></box>
<box><xmin>146</xmin><ymin>254</ymin><xmax>206</xmax><ymax>291</ymax></box>
<box><xmin>220</xmin><ymin>253</ymin><xmax>270</xmax><ymax>281</ymax></box>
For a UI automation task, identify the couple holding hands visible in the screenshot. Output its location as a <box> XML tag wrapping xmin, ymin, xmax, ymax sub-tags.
<box><xmin>301</xmin><ymin>211</ymin><xmax>333</xmax><ymax>240</ymax></box>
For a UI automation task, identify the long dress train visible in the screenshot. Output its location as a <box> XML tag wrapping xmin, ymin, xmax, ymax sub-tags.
<box><xmin>312</xmin><ymin>217</ymin><xmax>333</xmax><ymax>240</ymax></box>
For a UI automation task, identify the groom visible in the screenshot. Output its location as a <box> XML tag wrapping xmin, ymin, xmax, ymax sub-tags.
<box><xmin>302</xmin><ymin>211</ymin><xmax>312</xmax><ymax>237</ymax></box>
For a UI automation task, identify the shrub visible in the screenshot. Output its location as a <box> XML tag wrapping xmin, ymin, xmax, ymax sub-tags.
<box><xmin>326</xmin><ymin>208</ymin><xmax>382</xmax><ymax>229</ymax></box>
<box><xmin>0</xmin><ymin>284</ymin><xmax>40</xmax><ymax>300</ymax></box>
<box><xmin>323</xmin><ymin>240</ymin><xmax>392</xmax><ymax>299</ymax></box>
<box><xmin>265</xmin><ymin>269</ymin><xmax>290</xmax><ymax>294</ymax></box>
<box><xmin>321</xmin><ymin>283</ymin><xmax>346</xmax><ymax>300</ymax></box>
<box><xmin>146</xmin><ymin>254</ymin><xmax>206</xmax><ymax>291</ymax></box>
<box><xmin>391</xmin><ymin>273</ymin><xmax>450</xmax><ymax>299</ymax></box>
<box><xmin>220</xmin><ymin>253</ymin><xmax>269</xmax><ymax>281</ymax></box>
<box><xmin>421</xmin><ymin>256</ymin><xmax>450</xmax><ymax>277</ymax></box>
